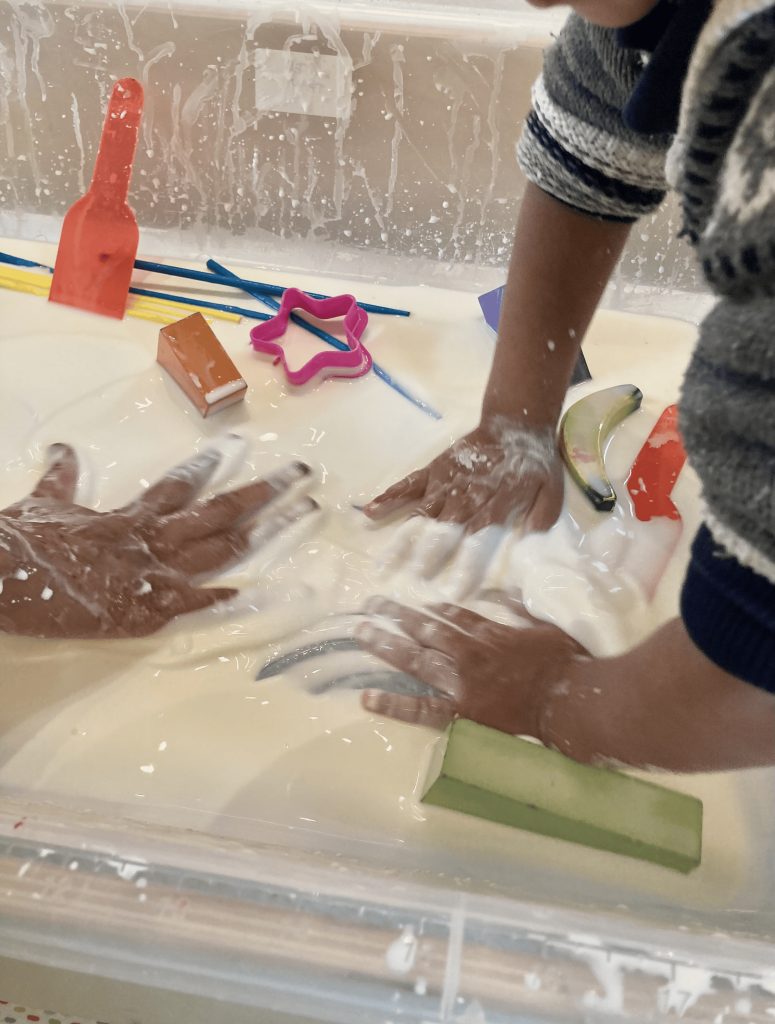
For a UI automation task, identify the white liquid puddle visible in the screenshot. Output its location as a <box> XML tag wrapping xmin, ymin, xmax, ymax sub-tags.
<box><xmin>386</xmin><ymin>926</ymin><xmax>418</xmax><ymax>974</ymax></box>
<box><xmin>0</xmin><ymin>252</ymin><xmax>762</xmax><ymax>914</ymax></box>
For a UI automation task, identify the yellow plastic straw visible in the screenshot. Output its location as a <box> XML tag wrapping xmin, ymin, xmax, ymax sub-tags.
<box><xmin>0</xmin><ymin>265</ymin><xmax>238</xmax><ymax>325</ymax></box>
<box><xmin>125</xmin><ymin>307</ymin><xmax>187</xmax><ymax>326</ymax></box>
<box><xmin>0</xmin><ymin>275</ymin><xmax>49</xmax><ymax>298</ymax></box>
<box><xmin>129</xmin><ymin>293</ymin><xmax>240</xmax><ymax>324</ymax></box>
<box><xmin>0</xmin><ymin>265</ymin><xmax>48</xmax><ymax>283</ymax></box>
<box><xmin>0</xmin><ymin>269</ymin><xmax>229</xmax><ymax>327</ymax></box>
<box><xmin>0</xmin><ymin>278</ymin><xmax>169</xmax><ymax>325</ymax></box>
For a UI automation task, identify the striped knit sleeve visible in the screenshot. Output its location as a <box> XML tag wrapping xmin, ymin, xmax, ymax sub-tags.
<box><xmin>518</xmin><ymin>13</ymin><xmax>671</xmax><ymax>222</ymax></box>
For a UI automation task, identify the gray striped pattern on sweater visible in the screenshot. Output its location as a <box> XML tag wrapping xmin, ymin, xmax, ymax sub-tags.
<box><xmin>676</xmin><ymin>8</ymin><xmax>775</xmax><ymax>246</ymax></box>
<box><xmin>678</xmin><ymin>9</ymin><xmax>775</xmax><ymax>571</ymax></box>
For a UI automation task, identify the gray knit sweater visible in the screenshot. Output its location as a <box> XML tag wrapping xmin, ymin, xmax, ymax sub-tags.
<box><xmin>519</xmin><ymin>0</ymin><xmax>775</xmax><ymax>690</ymax></box>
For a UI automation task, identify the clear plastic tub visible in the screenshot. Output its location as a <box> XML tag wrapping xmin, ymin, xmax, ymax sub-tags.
<box><xmin>0</xmin><ymin>2</ymin><xmax>773</xmax><ymax>1022</ymax></box>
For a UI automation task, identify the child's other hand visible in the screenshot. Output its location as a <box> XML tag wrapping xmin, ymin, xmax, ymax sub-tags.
<box><xmin>356</xmin><ymin>596</ymin><xmax>586</xmax><ymax>734</ymax></box>
<box><xmin>363</xmin><ymin>418</ymin><xmax>564</xmax><ymax>535</ymax></box>
<box><xmin>358</xmin><ymin>600</ymin><xmax>775</xmax><ymax>773</ymax></box>
<box><xmin>0</xmin><ymin>444</ymin><xmax>316</xmax><ymax>640</ymax></box>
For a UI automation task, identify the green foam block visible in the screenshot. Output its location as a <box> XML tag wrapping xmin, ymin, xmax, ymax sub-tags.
<box><xmin>421</xmin><ymin>720</ymin><xmax>703</xmax><ymax>873</ymax></box>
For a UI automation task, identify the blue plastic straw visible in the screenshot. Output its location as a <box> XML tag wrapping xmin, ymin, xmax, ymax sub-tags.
<box><xmin>1</xmin><ymin>248</ymin><xmax>438</xmax><ymax>418</ymax></box>
<box><xmin>0</xmin><ymin>251</ymin><xmax>409</xmax><ymax>318</ymax></box>
<box><xmin>0</xmin><ymin>252</ymin><xmax>40</xmax><ymax>269</ymax></box>
<box><xmin>134</xmin><ymin>259</ymin><xmax>410</xmax><ymax>318</ymax></box>
<box><xmin>0</xmin><ymin>252</ymin><xmax>272</xmax><ymax>323</ymax></box>
<box><xmin>207</xmin><ymin>259</ymin><xmax>442</xmax><ymax>421</ymax></box>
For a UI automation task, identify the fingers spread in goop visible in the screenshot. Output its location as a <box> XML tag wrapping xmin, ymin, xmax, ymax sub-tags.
<box><xmin>364</xmin><ymin>468</ymin><xmax>429</xmax><ymax>520</ymax></box>
<box><xmin>130</xmin><ymin>448</ymin><xmax>223</xmax><ymax>517</ymax></box>
<box><xmin>362</xmin><ymin>689</ymin><xmax>456</xmax><ymax>730</ymax></box>
<box><xmin>365</xmin><ymin>597</ymin><xmax>471</xmax><ymax>650</ymax></box>
<box><xmin>356</xmin><ymin>621</ymin><xmax>460</xmax><ymax>698</ymax></box>
<box><xmin>154</xmin><ymin>461</ymin><xmax>311</xmax><ymax>544</ymax></box>
<box><xmin>31</xmin><ymin>444</ymin><xmax>80</xmax><ymax>504</ymax></box>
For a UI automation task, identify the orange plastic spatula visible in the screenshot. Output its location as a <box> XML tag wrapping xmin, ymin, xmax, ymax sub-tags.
<box><xmin>621</xmin><ymin>405</ymin><xmax>688</xmax><ymax>600</ymax></box>
<box><xmin>49</xmin><ymin>77</ymin><xmax>144</xmax><ymax>319</ymax></box>
<box><xmin>626</xmin><ymin>404</ymin><xmax>687</xmax><ymax>523</ymax></box>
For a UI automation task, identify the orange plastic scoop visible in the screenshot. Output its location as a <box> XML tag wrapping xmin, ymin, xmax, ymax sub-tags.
<box><xmin>49</xmin><ymin>77</ymin><xmax>144</xmax><ymax>319</ymax></box>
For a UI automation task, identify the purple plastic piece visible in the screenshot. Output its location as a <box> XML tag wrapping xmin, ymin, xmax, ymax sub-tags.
<box><xmin>478</xmin><ymin>285</ymin><xmax>592</xmax><ymax>385</ymax></box>
<box><xmin>478</xmin><ymin>286</ymin><xmax>503</xmax><ymax>335</ymax></box>
<box><xmin>249</xmin><ymin>288</ymin><xmax>372</xmax><ymax>387</ymax></box>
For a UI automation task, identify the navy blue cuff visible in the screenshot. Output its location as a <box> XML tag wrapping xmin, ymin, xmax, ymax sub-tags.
<box><xmin>681</xmin><ymin>526</ymin><xmax>775</xmax><ymax>692</ymax></box>
<box><xmin>617</xmin><ymin>0</ymin><xmax>682</xmax><ymax>52</ymax></box>
<box><xmin>554</xmin><ymin>194</ymin><xmax>638</xmax><ymax>225</ymax></box>
<box><xmin>618</xmin><ymin>0</ymin><xmax>712</xmax><ymax>135</ymax></box>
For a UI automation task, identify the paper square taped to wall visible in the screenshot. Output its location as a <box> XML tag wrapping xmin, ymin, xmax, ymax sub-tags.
<box><xmin>253</xmin><ymin>49</ymin><xmax>353</xmax><ymax>120</ymax></box>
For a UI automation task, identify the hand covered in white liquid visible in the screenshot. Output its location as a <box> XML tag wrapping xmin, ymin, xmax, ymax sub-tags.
<box><xmin>364</xmin><ymin>418</ymin><xmax>563</xmax><ymax>535</ymax></box>
<box><xmin>356</xmin><ymin>596</ymin><xmax>588</xmax><ymax>736</ymax></box>
<box><xmin>0</xmin><ymin>444</ymin><xmax>316</xmax><ymax>640</ymax></box>
<box><xmin>358</xmin><ymin>599</ymin><xmax>775</xmax><ymax>772</ymax></box>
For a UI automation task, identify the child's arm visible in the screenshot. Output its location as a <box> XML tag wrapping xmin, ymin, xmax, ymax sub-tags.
<box><xmin>546</xmin><ymin>619</ymin><xmax>775</xmax><ymax>771</ymax></box>
<box><xmin>358</xmin><ymin>9</ymin><xmax>775</xmax><ymax>771</ymax></box>
<box><xmin>357</xmin><ymin>603</ymin><xmax>775</xmax><ymax>773</ymax></box>
<box><xmin>365</xmin><ymin>184</ymin><xmax>630</xmax><ymax>532</ymax></box>
<box><xmin>481</xmin><ymin>184</ymin><xmax>630</xmax><ymax>431</ymax></box>
<box><xmin>366</xmin><ymin>12</ymin><xmax>670</xmax><ymax>531</ymax></box>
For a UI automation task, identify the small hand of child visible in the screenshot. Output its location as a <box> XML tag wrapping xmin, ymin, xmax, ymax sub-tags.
<box><xmin>358</xmin><ymin>600</ymin><xmax>775</xmax><ymax>772</ymax></box>
<box><xmin>0</xmin><ymin>444</ymin><xmax>316</xmax><ymax>640</ymax></box>
<box><xmin>356</xmin><ymin>596</ymin><xmax>587</xmax><ymax>734</ymax></box>
<box><xmin>363</xmin><ymin>418</ymin><xmax>563</xmax><ymax>535</ymax></box>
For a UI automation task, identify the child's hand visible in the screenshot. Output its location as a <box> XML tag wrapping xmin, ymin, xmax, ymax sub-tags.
<box><xmin>357</xmin><ymin>601</ymin><xmax>775</xmax><ymax>773</ymax></box>
<box><xmin>363</xmin><ymin>418</ymin><xmax>564</xmax><ymax>535</ymax></box>
<box><xmin>0</xmin><ymin>444</ymin><xmax>316</xmax><ymax>640</ymax></box>
<box><xmin>355</xmin><ymin>597</ymin><xmax>586</xmax><ymax>733</ymax></box>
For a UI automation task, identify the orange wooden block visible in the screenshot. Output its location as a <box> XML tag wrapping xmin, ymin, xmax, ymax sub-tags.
<box><xmin>157</xmin><ymin>312</ymin><xmax>247</xmax><ymax>417</ymax></box>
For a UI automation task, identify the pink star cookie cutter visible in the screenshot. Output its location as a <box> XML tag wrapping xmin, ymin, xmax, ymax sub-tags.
<box><xmin>249</xmin><ymin>288</ymin><xmax>372</xmax><ymax>387</ymax></box>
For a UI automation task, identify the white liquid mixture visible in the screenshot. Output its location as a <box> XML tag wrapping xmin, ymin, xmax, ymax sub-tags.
<box><xmin>0</xmin><ymin>244</ymin><xmax>757</xmax><ymax>912</ymax></box>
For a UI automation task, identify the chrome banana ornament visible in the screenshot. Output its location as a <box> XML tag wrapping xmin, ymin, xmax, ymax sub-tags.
<box><xmin>559</xmin><ymin>384</ymin><xmax>643</xmax><ymax>512</ymax></box>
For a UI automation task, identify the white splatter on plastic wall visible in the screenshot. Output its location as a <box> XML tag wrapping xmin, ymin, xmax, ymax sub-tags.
<box><xmin>0</xmin><ymin>0</ymin><xmax>703</xmax><ymax>296</ymax></box>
